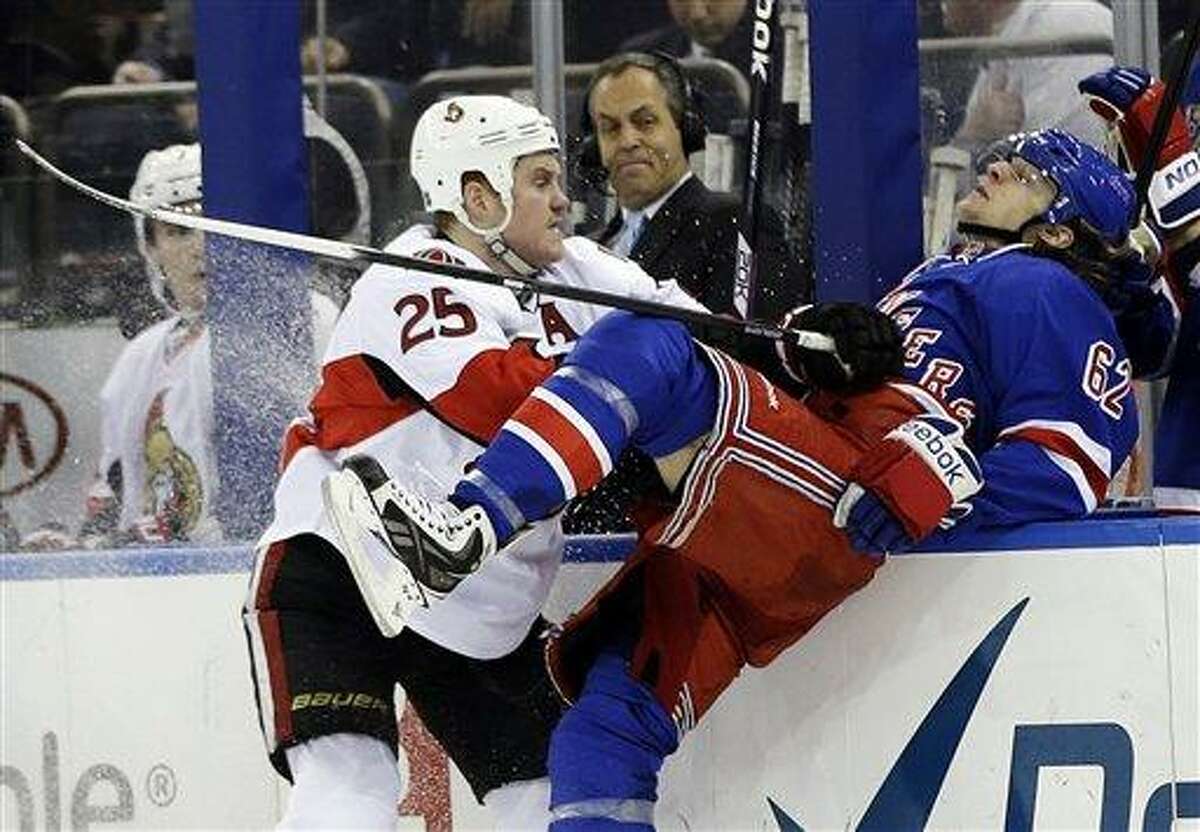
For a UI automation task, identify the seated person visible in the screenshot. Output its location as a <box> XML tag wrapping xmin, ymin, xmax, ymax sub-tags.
<box><xmin>621</xmin><ymin>0</ymin><xmax>753</xmax><ymax>80</ymax></box>
<box><xmin>583</xmin><ymin>50</ymin><xmax>809</xmax><ymax>320</ymax></box>
<box><xmin>945</xmin><ymin>0</ymin><xmax>1113</xmax><ymax>158</ymax></box>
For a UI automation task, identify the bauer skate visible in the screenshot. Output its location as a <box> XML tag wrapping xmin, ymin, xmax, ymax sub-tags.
<box><xmin>322</xmin><ymin>455</ymin><xmax>497</xmax><ymax>637</ymax></box>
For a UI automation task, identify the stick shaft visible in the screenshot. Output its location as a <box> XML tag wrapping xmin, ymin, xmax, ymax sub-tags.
<box><xmin>15</xmin><ymin>138</ymin><xmax>837</xmax><ymax>353</ymax></box>
<box><xmin>1133</xmin><ymin>5</ymin><xmax>1200</xmax><ymax>214</ymax></box>
<box><xmin>734</xmin><ymin>0</ymin><xmax>782</xmax><ymax>319</ymax></box>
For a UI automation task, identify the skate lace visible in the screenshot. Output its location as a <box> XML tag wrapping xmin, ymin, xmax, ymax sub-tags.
<box><xmin>405</xmin><ymin>492</ymin><xmax>473</xmax><ymax>538</ymax></box>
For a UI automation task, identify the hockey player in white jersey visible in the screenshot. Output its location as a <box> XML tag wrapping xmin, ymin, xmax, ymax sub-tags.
<box><xmin>243</xmin><ymin>95</ymin><xmax>703</xmax><ymax>829</ymax></box>
<box><xmin>80</xmin><ymin>142</ymin><xmax>341</xmax><ymax>545</ymax></box>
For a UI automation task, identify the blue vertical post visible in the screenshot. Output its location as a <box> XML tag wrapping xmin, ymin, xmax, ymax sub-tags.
<box><xmin>808</xmin><ymin>0</ymin><xmax>923</xmax><ymax>302</ymax></box>
<box><xmin>194</xmin><ymin>1</ymin><xmax>314</xmax><ymax>540</ymax></box>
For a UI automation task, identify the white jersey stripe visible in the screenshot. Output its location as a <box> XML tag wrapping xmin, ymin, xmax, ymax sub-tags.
<box><xmin>659</xmin><ymin>346</ymin><xmax>737</xmax><ymax>544</ymax></box>
<box><xmin>729</xmin><ymin>449</ymin><xmax>838</xmax><ymax>509</ymax></box>
<box><xmin>1042</xmin><ymin>447</ymin><xmax>1100</xmax><ymax>513</ymax></box>
<box><xmin>1000</xmin><ymin>418</ymin><xmax>1112</xmax><ymax>477</ymax></box>
<box><xmin>504</xmin><ymin>420</ymin><xmax>578</xmax><ymax>499</ymax></box>
<box><xmin>532</xmin><ymin>386</ymin><xmax>613</xmax><ymax>476</ymax></box>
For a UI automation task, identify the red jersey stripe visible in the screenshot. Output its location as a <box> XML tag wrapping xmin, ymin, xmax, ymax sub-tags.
<box><xmin>511</xmin><ymin>396</ymin><xmax>605</xmax><ymax>493</ymax></box>
<box><xmin>430</xmin><ymin>340</ymin><xmax>556</xmax><ymax>445</ymax></box>
<box><xmin>1009</xmin><ymin>425</ymin><xmax>1109</xmax><ymax>504</ymax></box>
<box><xmin>280</xmin><ymin>355</ymin><xmax>419</xmax><ymax>470</ymax></box>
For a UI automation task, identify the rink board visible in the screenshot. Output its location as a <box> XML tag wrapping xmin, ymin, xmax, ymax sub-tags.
<box><xmin>2</xmin><ymin>519</ymin><xmax>1197</xmax><ymax>830</ymax></box>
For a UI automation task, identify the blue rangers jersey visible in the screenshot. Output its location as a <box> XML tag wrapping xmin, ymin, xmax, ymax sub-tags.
<box><xmin>1153</xmin><ymin>260</ymin><xmax>1200</xmax><ymax>510</ymax></box>
<box><xmin>878</xmin><ymin>243</ymin><xmax>1139</xmax><ymax>532</ymax></box>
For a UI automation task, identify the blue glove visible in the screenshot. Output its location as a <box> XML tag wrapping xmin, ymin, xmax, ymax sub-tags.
<box><xmin>1098</xmin><ymin>248</ymin><xmax>1159</xmax><ymax>316</ymax></box>
<box><xmin>840</xmin><ymin>486</ymin><xmax>914</xmax><ymax>556</ymax></box>
<box><xmin>1079</xmin><ymin>65</ymin><xmax>1200</xmax><ymax>232</ymax></box>
<box><xmin>833</xmin><ymin>414</ymin><xmax>983</xmax><ymax>556</ymax></box>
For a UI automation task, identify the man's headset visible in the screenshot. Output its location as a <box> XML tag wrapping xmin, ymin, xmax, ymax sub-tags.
<box><xmin>575</xmin><ymin>51</ymin><xmax>708</xmax><ymax>191</ymax></box>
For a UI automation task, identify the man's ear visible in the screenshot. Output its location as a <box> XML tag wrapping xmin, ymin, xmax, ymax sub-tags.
<box><xmin>1024</xmin><ymin>223</ymin><xmax>1075</xmax><ymax>250</ymax></box>
<box><xmin>462</xmin><ymin>177</ymin><xmax>507</xmax><ymax>231</ymax></box>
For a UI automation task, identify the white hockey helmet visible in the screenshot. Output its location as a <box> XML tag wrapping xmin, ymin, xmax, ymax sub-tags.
<box><xmin>410</xmin><ymin>95</ymin><xmax>560</xmax><ymax>240</ymax></box>
<box><xmin>131</xmin><ymin>143</ymin><xmax>203</xmax><ymax>314</ymax></box>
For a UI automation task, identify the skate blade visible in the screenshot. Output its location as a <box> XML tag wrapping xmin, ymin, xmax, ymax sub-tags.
<box><xmin>322</xmin><ymin>470</ymin><xmax>428</xmax><ymax>638</ymax></box>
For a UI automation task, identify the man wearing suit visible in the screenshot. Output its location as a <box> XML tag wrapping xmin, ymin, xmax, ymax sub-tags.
<box><xmin>620</xmin><ymin>0</ymin><xmax>751</xmax><ymax>80</ymax></box>
<box><xmin>585</xmin><ymin>50</ymin><xmax>809</xmax><ymax>325</ymax></box>
<box><xmin>563</xmin><ymin>50</ymin><xmax>812</xmax><ymax>536</ymax></box>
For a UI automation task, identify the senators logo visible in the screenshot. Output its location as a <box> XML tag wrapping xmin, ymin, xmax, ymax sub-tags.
<box><xmin>444</xmin><ymin>101</ymin><xmax>464</xmax><ymax>123</ymax></box>
<box><xmin>0</xmin><ymin>372</ymin><xmax>68</xmax><ymax>497</ymax></box>
<box><xmin>412</xmin><ymin>247</ymin><xmax>466</xmax><ymax>266</ymax></box>
<box><xmin>142</xmin><ymin>392</ymin><xmax>203</xmax><ymax>538</ymax></box>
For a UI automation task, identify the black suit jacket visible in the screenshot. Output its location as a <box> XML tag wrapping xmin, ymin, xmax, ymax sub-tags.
<box><xmin>598</xmin><ymin>175</ymin><xmax>810</xmax><ymax>326</ymax></box>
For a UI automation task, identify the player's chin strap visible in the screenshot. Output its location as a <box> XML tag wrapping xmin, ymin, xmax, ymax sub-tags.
<box><xmin>483</xmin><ymin>232</ymin><xmax>538</xmax><ymax>277</ymax></box>
<box><xmin>455</xmin><ymin>199</ymin><xmax>539</xmax><ymax>278</ymax></box>
<box><xmin>954</xmin><ymin>217</ymin><xmax>1042</xmax><ymax>245</ymax></box>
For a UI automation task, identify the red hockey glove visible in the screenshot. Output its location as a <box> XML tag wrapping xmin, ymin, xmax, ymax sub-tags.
<box><xmin>1079</xmin><ymin>66</ymin><xmax>1194</xmax><ymax>173</ymax></box>
<box><xmin>834</xmin><ymin>414</ymin><xmax>982</xmax><ymax>554</ymax></box>
<box><xmin>1080</xmin><ymin>66</ymin><xmax>1200</xmax><ymax>233</ymax></box>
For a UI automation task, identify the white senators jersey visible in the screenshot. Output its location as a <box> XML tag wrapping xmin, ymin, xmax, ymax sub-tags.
<box><xmin>260</xmin><ymin>225</ymin><xmax>702</xmax><ymax>659</ymax></box>
<box><xmin>86</xmin><ymin>295</ymin><xmax>339</xmax><ymax>543</ymax></box>
<box><xmin>92</xmin><ymin>317</ymin><xmax>219</xmax><ymax>541</ymax></box>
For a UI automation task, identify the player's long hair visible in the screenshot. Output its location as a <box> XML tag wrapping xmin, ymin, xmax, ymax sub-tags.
<box><xmin>1028</xmin><ymin>218</ymin><xmax>1143</xmax><ymax>298</ymax></box>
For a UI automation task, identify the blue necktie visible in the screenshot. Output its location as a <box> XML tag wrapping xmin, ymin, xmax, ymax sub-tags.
<box><xmin>614</xmin><ymin>212</ymin><xmax>645</xmax><ymax>257</ymax></box>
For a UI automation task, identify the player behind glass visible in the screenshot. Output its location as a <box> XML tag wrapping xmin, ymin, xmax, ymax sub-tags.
<box><xmin>243</xmin><ymin>94</ymin><xmax>708</xmax><ymax>830</ymax></box>
<box><xmin>328</xmin><ymin>128</ymin><xmax>1156</xmax><ymax>829</ymax></box>
<box><xmin>79</xmin><ymin>143</ymin><xmax>340</xmax><ymax>547</ymax></box>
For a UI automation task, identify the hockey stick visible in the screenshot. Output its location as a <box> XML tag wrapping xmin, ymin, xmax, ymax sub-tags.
<box><xmin>733</xmin><ymin>0</ymin><xmax>782</xmax><ymax>318</ymax></box>
<box><xmin>1132</xmin><ymin>3</ymin><xmax>1200</xmax><ymax>215</ymax></box>
<box><xmin>16</xmin><ymin>138</ymin><xmax>836</xmax><ymax>354</ymax></box>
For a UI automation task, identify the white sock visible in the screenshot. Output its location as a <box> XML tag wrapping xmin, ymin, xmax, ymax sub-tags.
<box><xmin>279</xmin><ymin>733</ymin><xmax>402</xmax><ymax>830</ymax></box>
<box><xmin>484</xmin><ymin>777</ymin><xmax>552</xmax><ymax>832</ymax></box>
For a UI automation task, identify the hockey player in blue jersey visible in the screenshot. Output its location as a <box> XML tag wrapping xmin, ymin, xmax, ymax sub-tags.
<box><xmin>1080</xmin><ymin>62</ymin><xmax>1200</xmax><ymax>510</ymax></box>
<box><xmin>324</xmin><ymin>127</ymin><xmax>1149</xmax><ymax>829</ymax></box>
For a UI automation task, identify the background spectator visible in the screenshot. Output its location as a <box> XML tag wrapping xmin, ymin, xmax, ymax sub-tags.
<box><xmin>564</xmin><ymin>1</ymin><xmax>673</xmax><ymax>64</ymax></box>
<box><xmin>621</xmin><ymin>0</ymin><xmax>752</xmax><ymax>80</ymax></box>
<box><xmin>299</xmin><ymin>1</ymin><xmax>428</xmax><ymax>81</ymax></box>
<box><xmin>1</xmin><ymin>0</ymin><xmax>117</xmax><ymax>99</ymax></box>
<box><xmin>110</xmin><ymin>0</ymin><xmax>193</xmax><ymax>83</ymax></box>
<box><xmin>945</xmin><ymin>0</ymin><xmax>1112</xmax><ymax>157</ymax></box>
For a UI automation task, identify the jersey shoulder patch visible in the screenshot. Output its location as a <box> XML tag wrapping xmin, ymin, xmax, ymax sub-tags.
<box><xmin>411</xmin><ymin>247</ymin><xmax>467</xmax><ymax>266</ymax></box>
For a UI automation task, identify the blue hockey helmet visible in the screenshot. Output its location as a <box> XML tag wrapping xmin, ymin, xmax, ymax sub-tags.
<box><xmin>1008</xmin><ymin>128</ymin><xmax>1136</xmax><ymax>245</ymax></box>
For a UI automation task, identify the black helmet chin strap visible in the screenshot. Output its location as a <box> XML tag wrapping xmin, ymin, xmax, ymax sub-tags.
<box><xmin>955</xmin><ymin>216</ymin><xmax>1041</xmax><ymax>246</ymax></box>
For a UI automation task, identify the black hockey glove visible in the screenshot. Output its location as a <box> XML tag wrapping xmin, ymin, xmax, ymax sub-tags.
<box><xmin>775</xmin><ymin>302</ymin><xmax>903</xmax><ymax>393</ymax></box>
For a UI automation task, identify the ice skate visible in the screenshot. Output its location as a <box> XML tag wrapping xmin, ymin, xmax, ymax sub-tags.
<box><xmin>322</xmin><ymin>455</ymin><xmax>497</xmax><ymax>637</ymax></box>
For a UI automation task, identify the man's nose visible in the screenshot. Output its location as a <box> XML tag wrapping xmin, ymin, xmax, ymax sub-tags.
<box><xmin>615</xmin><ymin>123</ymin><xmax>642</xmax><ymax>150</ymax></box>
<box><xmin>985</xmin><ymin>160</ymin><xmax>1010</xmax><ymax>181</ymax></box>
<box><xmin>551</xmin><ymin>186</ymin><xmax>569</xmax><ymax>213</ymax></box>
